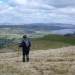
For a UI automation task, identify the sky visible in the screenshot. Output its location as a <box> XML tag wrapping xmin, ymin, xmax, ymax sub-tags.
<box><xmin>0</xmin><ymin>0</ymin><xmax>75</xmax><ymax>24</ymax></box>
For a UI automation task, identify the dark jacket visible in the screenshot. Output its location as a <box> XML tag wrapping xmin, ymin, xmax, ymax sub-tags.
<box><xmin>19</xmin><ymin>38</ymin><xmax>31</xmax><ymax>51</ymax></box>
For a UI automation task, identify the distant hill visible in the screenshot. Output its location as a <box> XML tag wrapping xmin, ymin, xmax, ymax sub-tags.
<box><xmin>64</xmin><ymin>32</ymin><xmax>75</xmax><ymax>38</ymax></box>
<box><xmin>0</xmin><ymin>23</ymin><xmax>75</xmax><ymax>31</ymax></box>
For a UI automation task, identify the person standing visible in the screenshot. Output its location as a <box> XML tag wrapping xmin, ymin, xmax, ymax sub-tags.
<box><xmin>19</xmin><ymin>35</ymin><xmax>31</xmax><ymax>62</ymax></box>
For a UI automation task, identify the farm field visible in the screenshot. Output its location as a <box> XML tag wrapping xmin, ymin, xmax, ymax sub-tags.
<box><xmin>0</xmin><ymin>27</ymin><xmax>44</xmax><ymax>49</ymax></box>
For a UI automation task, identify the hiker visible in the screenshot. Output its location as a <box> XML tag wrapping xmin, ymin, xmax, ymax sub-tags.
<box><xmin>19</xmin><ymin>35</ymin><xmax>31</xmax><ymax>62</ymax></box>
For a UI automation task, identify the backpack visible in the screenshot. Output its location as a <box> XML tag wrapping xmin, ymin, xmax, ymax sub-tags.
<box><xmin>23</xmin><ymin>38</ymin><xmax>30</xmax><ymax>48</ymax></box>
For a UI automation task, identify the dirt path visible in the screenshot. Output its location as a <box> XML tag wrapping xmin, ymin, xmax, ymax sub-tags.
<box><xmin>0</xmin><ymin>46</ymin><xmax>75</xmax><ymax>75</ymax></box>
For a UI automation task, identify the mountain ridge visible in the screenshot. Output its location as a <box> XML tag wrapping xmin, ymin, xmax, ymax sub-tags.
<box><xmin>0</xmin><ymin>23</ymin><xmax>75</xmax><ymax>30</ymax></box>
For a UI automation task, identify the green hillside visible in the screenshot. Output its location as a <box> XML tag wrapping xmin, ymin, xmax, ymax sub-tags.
<box><xmin>40</xmin><ymin>34</ymin><xmax>75</xmax><ymax>45</ymax></box>
<box><xmin>31</xmin><ymin>34</ymin><xmax>75</xmax><ymax>50</ymax></box>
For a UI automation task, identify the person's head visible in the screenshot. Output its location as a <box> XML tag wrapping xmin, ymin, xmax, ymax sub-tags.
<box><xmin>23</xmin><ymin>35</ymin><xmax>27</xmax><ymax>38</ymax></box>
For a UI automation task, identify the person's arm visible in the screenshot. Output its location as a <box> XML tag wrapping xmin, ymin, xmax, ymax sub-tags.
<box><xmin>19</xmin><ymin>41</ymin><xmax>24</xmax><ymax>47</ymax></box>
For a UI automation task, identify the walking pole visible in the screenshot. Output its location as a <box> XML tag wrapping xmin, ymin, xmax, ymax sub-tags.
<box><xmin>16</xmin><ymin>42</ymin><xmax>21</xmax><ymax>62</ymax></box>
<box><xmin>17</xmin><ymin>45</ymin><xmax>19</xmax><ymax>62</ymax></box>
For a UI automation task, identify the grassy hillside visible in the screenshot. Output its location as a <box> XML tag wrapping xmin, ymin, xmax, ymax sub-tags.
<box><xmin>31</xmin><ymin>34</ymin><xmax>75</xmax><ymax>50</ymax></box>
<box><xmin>8</xmin><ymin>34</ymin><xmax>75</xmax><ymax>51</ymax></box>
<box><xmin>0</xmin><ymin>34</ymin><xmax>75</xmax><ymax>52</ymax></box>
<box><xmin>40</xmin><ymin>34</ymin><xmax>75</xmax><ymax>45</ymax></box>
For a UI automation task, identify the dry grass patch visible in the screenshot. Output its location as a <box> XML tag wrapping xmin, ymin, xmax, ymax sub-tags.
<box><xmin>0</xmin><ymin>46</ymin><xmax>75</xmax><ymax>75</ymax></box>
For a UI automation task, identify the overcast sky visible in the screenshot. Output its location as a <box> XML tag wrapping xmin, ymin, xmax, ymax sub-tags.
<box><xmin>0</xmin><ymin>0</ymin><xmax>75</xmax><ymax>24</ymax></box>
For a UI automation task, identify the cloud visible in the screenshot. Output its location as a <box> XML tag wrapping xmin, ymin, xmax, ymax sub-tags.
<box><xmin>8</xmin><ymin>0</ymin><xmax>27</xmax><ymax>6</ymax></box>
<box><xmin>8</xmin><ymin>0</ymin><xmax>55</xmax><ymax>10</ymax></box>
<box><xmin>8</xmin><ymin>0</ymin><xmax>75</xmax><ymax>8</ymax></box>
<box><xmin>45</xmin><ymin>0</ymin><xmax>75</xmax><ymax>8</ymax></box>
<box><xmin>0</xmin><ymin>0</ymin><xmax>75</xmax><ymax>24</ymax></box>
<box><xmin>0</xmin><ymin>1</ymin><xmax>8</xmax><ymax>10</ymax></box>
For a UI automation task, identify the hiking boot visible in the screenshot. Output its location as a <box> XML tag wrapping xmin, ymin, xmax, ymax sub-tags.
<box><xmin>26</xmin><ymin>55</ymin><xmax>29</xmax><ymax>62</ymax></box>
<box><xmin>23</xmin><ymin>56</ymin><xmax>25</xmax><ymax>62</ymax></box>
<box><xmin>23</xmin><ymin>60</ymin><xmax>25</xmax><ymax>62</ymax></box>
<box><xmin>27</xmin><ymin>58</ymin><xmax>29</xmax><ymax>62</ymax></box>
<box><xmin>23</xmin><ymin>59</ymin><xmax>25</xmax><ymax>62</ymax></box>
